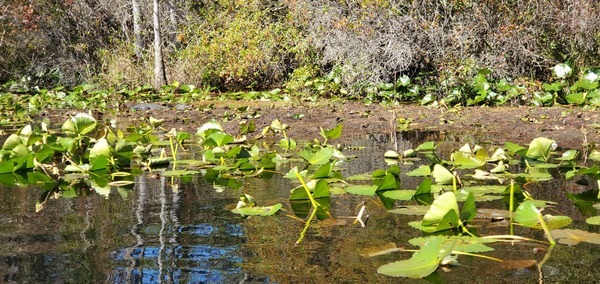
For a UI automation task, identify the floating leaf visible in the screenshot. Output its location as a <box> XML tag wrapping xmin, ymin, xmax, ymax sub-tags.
<box><xmin>232</xmin><ymin>203</ymin><xmax>283</xmax><ymax>216</ymax></box>
<box><xmin>360</xmin><ymin>242</ymin><xmax>401</xmax><ymax>257</ymax></box>
<box><xmin>383</xmin><ymin>190</ymin><xmax>415</xmax><ymax>200</ymax></box>
<box><xmin>389</xmin><ymin>205</ymin><xmax>431</xmax><ymax>216</ymax></box>
<box><xmin>377</xmin><ymin>237</ymin><xmax>454</xmax><ymax>278</ymax></box>
<box><xmin>344</xmin><ymin>184</ymin><xmax>378</xmax><ymax>196</ymax></box>
<box><xmin>406</xmin><ymin>165</ymin><xmax>431</xmax><ymax>177</ymax></box>
<box><xmin>585</xmin><ymin>216</ymin><xmax>600</xmax><ymax>225</ymax></box>
<box><xmin>409</xmin><ymin>236</ymin><xmax>495</xmax><ymax>253</ymax></box>
<box><xmin>551</xmin><ymin>229</ymin><xmax>600</xmax><ymax>245</ymax></box>
<box><xmin>415</xmin><ymin>141</ymin><xmax>436</xmax><ymax>152</ymax></box>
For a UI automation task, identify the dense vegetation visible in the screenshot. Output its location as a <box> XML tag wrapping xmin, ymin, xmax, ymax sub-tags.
<box><xmin>1</xmin><ymin>0</ymin><xmax>599</xmax><ymax>105</ymax></box>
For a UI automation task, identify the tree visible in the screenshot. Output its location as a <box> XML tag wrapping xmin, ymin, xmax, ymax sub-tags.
<box><xmin>132</xmin><ymin>0</ymin><xmax>143</xmax><ymax>59</ymax></box>
<box><xmin>153</xmin><ymin>0</ymin><xmax>167</xmax><ymax>87</ymax></box>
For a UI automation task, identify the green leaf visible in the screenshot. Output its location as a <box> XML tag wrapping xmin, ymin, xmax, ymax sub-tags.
<box><xmin>204</xmin><ymin>131</ymin><xmax>234</xmax><ymax>147</ymax></box>
<box><xmin>556</xmin><ymin>150</ymin><xmax>578</xmax><ymax>161</ymax></box>
<box><xmin>525</xmin><ymin>137</ymin><xmax>556</xmax><ymax>161</ymax></box>
<box><xmin>504</xmin><ymin>142</ymin><xmax>526</xmax><ymax>155</ymax></box>
<box><xmin>451</xmin><ymin>151</ymin><xmax>485</xmax><ymax>169</ymax></box>
<box><xmin>382</xmin><ymin>190</ymin><xmax>415</xmax><ymax>200</ymax></box>
<box><xmin>377</xmin><ymin>237</ymin><xmax>453</xmax><ymax>278</ymax></box>
<box><xmin>232</xmin><ymin>203</ymin><xmax>283</xmax><ymax>216</ymax></box>
<box><xmin>2</xmin><ymin>134</ymin><xmax>22</xmax><ymax>150</ymax></box>
<box><xmin>90</xmin><ymin>138</ymin><xmax>111</xmax><ymax>160</ymax></box>
<box><xmin>586</xmin><ymin>216</ymin><xmax>600</xmax><ymax>225</ymax></box>
<box><xmin>415</xmin><ymin>141</ymin><xmax>436</xmax><ymax>152</ymax></box>
<box><xmin>460</xmin><ymin>193</ymin><xmax>477</xmax><ymax>222</ymax></box>
<box><xmin>414</xmin><ymin>178</ymin><xmax>432</xmax><ymax>196</ymax></box>
<box><xmin>313</xmin><ymin>179</ymin><xmax>330</xmax><ymax>198</ymax></box>
<box><xmin>514</xmin><ymin>200</ymin><xmax>540</xmax><ymax>227</ymax></box>
<box><xmin>90</xmin><ymin>155</ymin><xmax>109</xmax><ymax>171</ymax></box>
<box><xmin>320</xmin><ymin>123</ymin><xmax>343</xmax><ymax>141</ymax></box>
<box><xmin>566</xmin><ymin>92</ymin><xmax>586</xmax><ymax>105</ymax></box>
<box><xmin>406</xmin><ymin>165</ymin><xmax>431</xmax><ymax>177</ymax></box>
<box><xmin>377</xmin><ymin>173</ymin><xmax>398</xmax><ymax>191</ymax></box>
<box><xmin>422</xmin><ymin>192</ymin><xmax>459</xmax><ymax>228</ymax></box>
<box><xmin>432</xmin><ymin>164</ymin><xmax>453</xmax><ymax>185</ymax></box>
<box><xmin>389</xmin><ymin>205</ymin><xmax>431</xmax><ymax>216</ymax></box>
<box><xmin>299</xmin><ymin>147</ymin><xmax>335</xmax><ymax>165</ymax></box>
<box><xmin>344</xmin><ymin>184</ymin><xmax>378</xmax><ymax>196</ymax></box>
<box><xmin>62</xmin><ymin>113</ymin><xmax>97</xmax><ymax>136</ymax></box>
<box><xmin>312</xmin><ymin>162</ymin><xmax>333</xmax><ymax>179</ymax></box>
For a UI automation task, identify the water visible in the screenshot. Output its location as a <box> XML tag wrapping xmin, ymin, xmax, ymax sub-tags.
<box><xmin>1</xmin><ymin>131</ymin><xmax>600</xmax><ymax>283</ymax></box>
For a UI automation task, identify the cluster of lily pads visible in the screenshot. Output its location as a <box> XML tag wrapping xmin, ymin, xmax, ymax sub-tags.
<box><xmin>355</xmin><ymin>137</ymin><xmax>600</xmax><ymax>278</ymax></box>
<box><xmin>3</xmin><ymin>112</ymin><xmax>600</xmax><ymax>279</ymax></box>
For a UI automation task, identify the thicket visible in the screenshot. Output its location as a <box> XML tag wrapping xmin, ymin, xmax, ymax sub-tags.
<box><xmin>1</xmin><ymin>0</ymin><xmax>599</xmax><ymax>103</ymax></box>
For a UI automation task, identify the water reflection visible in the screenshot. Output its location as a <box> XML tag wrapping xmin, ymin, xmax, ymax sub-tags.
<box><xmin>107</xmin><ymin>175</ymin><xmax>250</xmax><ymax>283</ymax></box>
<box><xmin>1</xmin><ymin>130</ymin><xmax>600</xmax><ymax>283</ymax></box>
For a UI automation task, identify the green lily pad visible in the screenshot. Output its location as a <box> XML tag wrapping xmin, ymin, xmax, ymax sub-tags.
<box><xmin>451</xmin><ymin>151</ymin><xmax>485</xmax><ymax>169</ymax></box>
<box><xmin>389</xmin><ymin>205</ymin><xmax>431</xmax><ymax>216</ymax></box>
<box><xmin>406</xmin><ymin>165</ymin><xmax>431</xmax><ymax>177</ymax></box>
<box><xmin>585</xmin><ymin>216</ymin><xmax>600</xmax><ymax>225</ymax></box>
<box><xmin>382</xmin><ymin>190</ymin><xmax>415</xmax><ymax>200</ymax></box>
<box><xmin>377</xmin><ymin>236</ymin><xmax>454</xmax><ymax>278</ymax></box>
<box><xmin>409</xmin><ymin>236</ymin><xmax>495</xmax><ymax>253</ymax></box>
<box><xmin>232</xmin><ymin>203</ymin><xmax>283</xmax><ymax>216</ymax></box>
<box><xmin>344</xmin><ymin>184</ymin><xmax>378</xmax><ymax>196</ymax></box>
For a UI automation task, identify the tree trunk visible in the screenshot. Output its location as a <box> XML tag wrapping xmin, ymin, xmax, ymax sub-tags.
<box><xmin>167</xmin><ymin>1</ymin><xmax>178</xmax><ymax>48</ymax></box>
<box><xmin>153</xmin><ymin>0</ymin><xmax>167</xmax><ymax>88</ymax></box>
<box><xmin>132</xmin><ymin>0</ymin><xmax>143</xmax><ymax>59</ymax></box>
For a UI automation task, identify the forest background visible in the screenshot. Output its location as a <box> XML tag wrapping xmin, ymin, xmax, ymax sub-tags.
<box><xmin>1</xmin><ymin>0</ymin><xmax>599</xmax><ymax>102</ymax></box>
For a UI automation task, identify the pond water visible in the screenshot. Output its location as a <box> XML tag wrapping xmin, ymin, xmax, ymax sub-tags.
<box><xmin>1</xmin><ymin>130</ymin><xmax>600</xmax><ymax>283</ymax></box>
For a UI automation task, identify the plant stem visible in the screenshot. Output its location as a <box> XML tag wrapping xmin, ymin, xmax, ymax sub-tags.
<box><xmin>294</xmin><ymin>167</ymin><xmax>319</xmax><ymax>244</ymax></box>
<box><xmin>536</xmin><ymin>212</ymin><xmax>556</xmax><ymax>245</ymax></box>
<box><xmin>509</xmin><ymin>179</ymin><xmax>515</xmax><ymax>235</ymax></box>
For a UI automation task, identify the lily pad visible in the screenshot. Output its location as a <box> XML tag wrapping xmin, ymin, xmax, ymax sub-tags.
<box><xmin>344</xmin><ymin>184</ymin><xmax>378</xmax><ymax>196</ymax></box>
<box><xmin>231</xmin><ymin>203</ymin><xmax>283</xmax><ymax>216</ymax></box>
<box><xmin>377</xmin><ymin>236</ymin><xmax>454</xmax><ymax>278</ymax></box>
<box><xmin>551</xmin><ymin>229</ymin><xmax>600</xmax><ymax>245</ymax></box>
<box><xmin>382</xmin><ymin>190</ymin><xmax>415</xmax><ymax>200</ymax></box>
<box><xmin>585</xmin><ymin>216</ymin><xmax>600</xmax><ymax>225</ymax></box>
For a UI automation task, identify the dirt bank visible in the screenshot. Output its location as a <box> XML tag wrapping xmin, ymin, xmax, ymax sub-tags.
<box><xmin>110</xmin><ymin>100</ymin><xmax>600</xmax><ymax>150</ymax></box>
